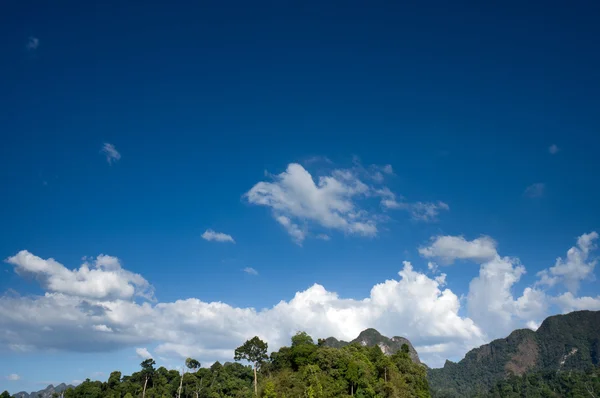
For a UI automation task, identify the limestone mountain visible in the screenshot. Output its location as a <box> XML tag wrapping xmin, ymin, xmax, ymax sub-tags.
<box><xmin>321</xmin><ymin>328</ymin><xmax>421</xmax><ymax>364</ymax></box>
<box><xmin>13</xmin><ymin>383</ymin><xmax>73</xmax><ymax>398</ymax></box>
<box><xmin>428</xmin><ymin>310</ymin><xmax>600</xmax><ymax>397</ymax></box>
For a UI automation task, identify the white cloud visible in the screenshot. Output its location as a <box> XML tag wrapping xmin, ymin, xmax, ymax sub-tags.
<box><xmin>524</xmin><ymin>183</ymin><xmax>545</xmax><ymax>198</ymax></box>
<box><xmin>552</xmin><ymin>292</ymin><xmax>600</xmax><ymax>313</ymax></box>
<box><xmin>526</xmin><ymin>320</ymin><xmax>540</xmax><ymax>331</ymax></box>
<box><xmin>243</xmin><ymin>267</ymin><xmax>258</xmax><ymax>275</ymax></box>
<box><xmin>410</xmin><ymin>201</ymin><xmax>450</xmax><ymax>222</ymax></box>
<box><xmin>26</xmin><ymin>36</ymin><xmax>39</xmax><ymax>51</ymax></box>
<box><xmin>93</xmin><ymin>324</ymin><xmax>113</xmax><ymax>333</ymax></box>
<box><xmin>5</xmin><ymin>251</ymin><xmax>154</xmax><ymax>301</ymax></box>
<box><xmin>427</xmin><ymin>262</ymin><xmax>439</xmax><ymax>273</ymax></box>
<box><xmin>201</xmin><ymin>229</ymin><xmax>235</xmax><ymax>243</ymax></box>
<box><xmin>7</xmin><ymin>373</ymin><xmax>21</xmax><ymax>381</ymax></box>
<box><xmin>419</xmin><ymin>235</ymin><xmax>498</xmax><ymax>264</ymax></box>
<box><xmin>0</xmin><ymin>251</ymin><xmax>484</xmax><ymax>368</ymax></box>
<box><xmin>548</xmin><ymin>144</ymin><xmax>560</xmax><ymax>155</ymax></box>
<box><xmin>316</xmin><ymin>234</ymin><xmax>331</xmax><ymax>241</ymax></box>
<box><xmin>101</xmin><ymin>143</ymin><xmax>121</xmax><ymax>165</ymax></box>
<box><xmin>420</xmin><ymin>235</ymin><xmax>549</xmax><ymax>338</ymax></box>
<box><xmin>276</xmin><ymin>215</ymin><xmax>306</xmax><ymax>245</ymax></box>
<box><xmin>536</xmin><ymin>232</ymin><xmax>598</xmax><ymax>293</ymax></box>
<box><xmin>136</xmin><ymin>347</ymin><xmax>153</xmax><ymax>360</ymax></box>
<box><xmin>3</xmin><ymin>235</ymin><xmax>599</xmax><ymax>369</ymax></box>
<box><xmin>376</xmin><ymin>188</ymin><xmax>448</xmax><ymax>222</ymax></box>
<box><xmin>245</xmin><ymin>163</ymin><xmax>377</xmax><ymax>241</ymax></box>
<box><xmin>246</xmin><ymin>162</ymin><xmax>447</xmax><ymax>242</ymax></box>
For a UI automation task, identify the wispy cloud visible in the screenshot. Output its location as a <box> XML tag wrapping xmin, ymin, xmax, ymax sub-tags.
<box><xmin>524</xmin><ymin>183</ymin><xmax>545</xmax><ymax>198</ymax></box>
<box><xmin>377</xmin><ymin>188</ymin><xmax>449</xmax><ymax>222</ymax></box>
<box><xmin>316</xmin><ymin>234</ymin><xmax>331</xmax><ymax>241</ymax></box>
<box><xmin>26</xmin><ymin>36</ymin><xmax>39</xmax><ymax>51</ymax></box>
<box><xmin>101</xmin><ymin>143</ymin><xmax>121</xmax><ymax>165</ymax></box>
<box><xmin>548</xmin><ymin>144</ymin><xmax>560</xmax><ymax>155</ymax></box>
<box><xmin>7</xmin><ymin>373</ymin><xmax>21</xmax><ymax>381</ymax></box>
<box><xmin>201</xmin><ymin>229</ymin><xmax>235</xmax><ymax>243</ymax></box>
<box><xmin>243</xmin><ymin>267</ymin><xmax>258</xmax><ymax>275</ymax></box>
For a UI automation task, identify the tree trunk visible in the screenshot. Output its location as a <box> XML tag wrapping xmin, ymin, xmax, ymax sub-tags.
<box><xmin>253</xmin><ymin>363</ymin><xmax>258</xmax><ymax>396</ymax></box>
<box><xmin>142</xmin><ymin>375</ymin><xmax>148</xmax><ymax>398</ymax></box>
<box><xmin>177</xmin><ymin>367</ymin><xmax>185</xmax><ymax>398</ymax></box>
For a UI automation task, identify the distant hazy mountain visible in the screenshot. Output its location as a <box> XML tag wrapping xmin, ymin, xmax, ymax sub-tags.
<box><xmin>428</xmin><ymin>310</ymin><xmax>600</xmax><ymax>397</ymax></box>
<box><xmin>13</xmin><ymin>383</ymin><xmax>73</xmax><ymax>398</ymax></box>
<box><xmin>321</xmin><ymin>327</ymin><xmax>421</xmax><ymax>364</ymax></box>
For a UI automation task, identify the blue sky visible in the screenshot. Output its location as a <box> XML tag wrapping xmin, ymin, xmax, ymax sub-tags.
<box><xmin>2</xmin><ymin>0</ymin><xmax>600</xmax><ymax>393</ymax></box>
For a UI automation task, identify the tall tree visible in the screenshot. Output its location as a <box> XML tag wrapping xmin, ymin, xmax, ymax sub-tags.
<box><xmin>185</xmin><ymin>358</ymin><xmax>202</xmax><ymax>398</ymax></box>
<box><xmin>140</xmin><ymin>358</ymin><xmax>156</xmax><ymax>398</ymax></box>
<box><xmin>234</xmin><ymin>336</ymin><xmax>269</xmax><ymax>396</ymax></box>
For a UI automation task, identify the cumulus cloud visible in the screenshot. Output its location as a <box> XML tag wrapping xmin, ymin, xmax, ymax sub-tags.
<box><xmin>552</xmin><ymin>292</ymin><xmax>600</xmax><ymax>313</ymax></box>
<box><xmin>420</xmin><ymin>235</ymin><xmax>548</xmax><ymax>338</ymax></box>
<box><xmin>5</xmin><ymin>251</ymin><xmax>154</xmax><ymax>301</ymax></box>
<box><xmin>136</xmin><ymin>347</ymin><xmax>153</xmax><ymax>360</ymax></box>
<box><xmin>548</xmin><ymin>144</ymin><xmax>560</xmax><ymax>155</ymax></box>
<box><xmin>245</xmin><ymin>163</ymin><xmax>377</xmax><ymax>242</ymax></box>
<box><xmin>7</xmin><ymin>373</ymin><xmax>21</xmax><ymax>381</ymax></box>
<box><xmin>524</xmin><ymin>183</ymin><xmax>545</xmax><ymax>198</ymax></box>
<box><xmin>26</xmin><ymin>36</ymin><xmax>39</xmax><ymax>51</ymax></box>
<box><xmin>0</xmin><ymin>251</ymin><xmax>484</xmax><ymax>367</ymax></box>
<box><xmin>3</xmin><ymin>234</ymin><xmax>599</xmax><ymax>369</ymax></box>
<box><xmin>243</xmin><ymin>267</ymin><xmax>258</xmax><ymax>275</ymax></box>
<box><xmin>419</xmin><ymin>235</ymin><xmax>498</xmax><ymax>264</ymax></box>
<box><xmin>101</xmin><ymin>143</ymin><xmax>121</xmax><ymax>164</ymax></box>
<box><xmin>536</xmin><ymin>232</ymin><xmax>598</xmax><ymax>293</ymax></box>
<box><xmin>246</xmin><ymin>162</ymin><xmax>448</xmax><ymax>243</ymax></box>
<box><xmin>201</xmin><ymin>229</ymin><xmax>235</xmax><ymax>243</ymax></box>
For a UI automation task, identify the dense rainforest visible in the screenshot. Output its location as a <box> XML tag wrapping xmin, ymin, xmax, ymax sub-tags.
<box><xmin>5</xmin><ymin>331</ymin><xmax>429</xmax><ymax>398</ymax></box>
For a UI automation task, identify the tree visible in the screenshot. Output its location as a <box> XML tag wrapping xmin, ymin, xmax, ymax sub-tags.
<box><xmin>184</xmin><ymin>358</ymin><xmax>202</xmax><ymax>398</ymax></box>
<box><xmin>263</xmin><ymin>380</ymin><xmax>277</xmax><ymax>398</ymax></box>
<box><xmin>0</xmin><ymin>392</ymin><xmax>11</xmax><ymax>398</ymax></box>
<box><xmin>186</xmin><ymin>357</ymin><xmax>201</xmax><ymax>371</ymax></box>
<box><xmin>234</xmin><ymin>336</ymin><xmax>269</xmax><ymax>396</ymax></box>
<box><xmin>140</xmin><ymin>358</ymin><xmax>156</xmax><ymax>398</ymax></box>
<box><xmin>401</xmin><ymin>343</ymin><xmax>410</xmax><ymax>354</ymax></box>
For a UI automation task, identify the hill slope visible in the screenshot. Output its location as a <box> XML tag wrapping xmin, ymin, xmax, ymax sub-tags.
<box><xmin>428</xmin><ymin>310</ymin><xmax>600</xmax><ymax>397</ymax></box>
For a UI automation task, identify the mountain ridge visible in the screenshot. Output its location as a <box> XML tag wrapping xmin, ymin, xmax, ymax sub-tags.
<box><xmin>13</xmin><ymin>383</ymin><xmax>74</xmax><ymax>398</ymax></box>
<box><xmin>428</xmin><ymin>310</ymin><xmax>600</xmax><ymax>397</ymax></box>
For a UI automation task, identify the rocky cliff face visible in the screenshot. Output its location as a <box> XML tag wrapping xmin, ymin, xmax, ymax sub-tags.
<box><xmin>428</xmin><ymin>310</ymin><xmax>600</xmax><ymax>397</ymax></box>
<box><xmin>322</xmin><ymin>328</ymin><xmax>421</xmax><ymax>364</ymax></box>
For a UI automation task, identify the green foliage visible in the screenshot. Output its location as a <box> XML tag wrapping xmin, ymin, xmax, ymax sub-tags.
<box><xmin>186</xmin><ymin>358</ymin><xmax>201</xmax><ymax>370</ymax></box>
<box><xmin>234</xmin><ymin>336</ymin><xmax>269</xmax><ymax>365</ymax></box>
<box><xmin>487</xmin><ymin>367</ymin><xmax>600</xmax><ymax>397</ymax></box>
<box><xmin>40</xmin><ymin>331</ymin><xmax>430</xmax><ymax>398</ymax></box>
<box><xmin>0</xmin><ymin>391</ymin><xmax>10</xmax><ymax>398</ymax></box>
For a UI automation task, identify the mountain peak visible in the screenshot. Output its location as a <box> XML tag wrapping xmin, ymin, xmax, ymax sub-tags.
<box><xmin>322</xmin><ymin>328</ymin><xmax>421</xmax><ymax>364</ymax></box>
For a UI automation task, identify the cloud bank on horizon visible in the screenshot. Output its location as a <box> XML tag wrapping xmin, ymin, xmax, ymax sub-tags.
<box><xmin>2</xmin><ymin>230</ymin><xmax>598</xmax><ymax>369</ymax></box>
